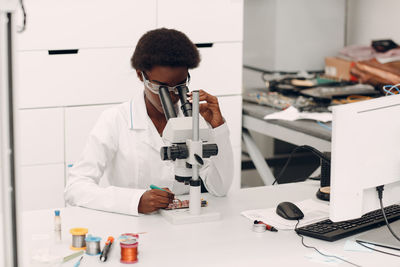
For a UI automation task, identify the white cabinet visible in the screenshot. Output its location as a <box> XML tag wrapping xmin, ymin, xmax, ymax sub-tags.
<box><xmin>17</xmin><ymin>0</ymin><xmax>156</xmax><ymax>51</ymax></box>
<box><xmin>218</xmin><ymin>95</ymin><xmax>242</xmax><ymax>148</ymax></box>
<box><xmin>157</xmin><ymin>0</ymin><xmax>243</xmax><ymax>44</ymax></box>
<box><xmin>65</xmin><ymin>104</ymin><xmax>116</xmax><ymax>166</ymax></box>
<box><xmin>18</xmin><ymin>108</ymin><xmax>64</xmax><ymax>166</ymax></box>
<box><xmin>18</xmin><ymin>48</ymin><xmax>141</xmax><ymax>108</ymax></box>
<box><xmin>190</xmin><ymin>43</ymin><xmax>242</xmax><ymax>96</ymax></box>
<box><xmin>14</xmin><ymin>0</ymin><xmax>243</xmax><ymax>212</ymax></box>
<box><xmin>19</xmin><ymin>164</ymin><xmax>65</xmax><ymax>210</ymax></box>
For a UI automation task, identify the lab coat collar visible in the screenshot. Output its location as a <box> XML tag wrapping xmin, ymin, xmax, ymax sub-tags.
<box><xmin>128</xmin><ymin>90</ymin><xmax>165</xmax><ymax>153</ymax></box>
<box><xmin>128</xmin><ymin>90</ymin><xmax>148</xmax><ymax>130</ymax></box>
<box><xmin>128</xmin><ymin>90</ymin><xmax>182</xmax><ymax>130</ymax></box>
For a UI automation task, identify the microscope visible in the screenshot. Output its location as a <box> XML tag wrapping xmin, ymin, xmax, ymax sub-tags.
<box><xmin>158</xmin><ymin>86</ymin><xmax>220</xmax><ymax>224</ymax></box>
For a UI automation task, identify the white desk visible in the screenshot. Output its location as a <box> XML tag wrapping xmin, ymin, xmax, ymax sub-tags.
<box><xmin>21</xmin><ymin>182</ymin><xmax>398</xmax><ymax>267</ymax></box>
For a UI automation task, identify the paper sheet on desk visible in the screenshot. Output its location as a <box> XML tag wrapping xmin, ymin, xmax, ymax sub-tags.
<box><xmin>263</xmin><ymin>106</ymin><xmax>332</xmax><ymax>122</ymax></box>
<box><xmin>241</xmin><ymin>199</ymin><xmax>329</xmax><ymax>230</ymax></box>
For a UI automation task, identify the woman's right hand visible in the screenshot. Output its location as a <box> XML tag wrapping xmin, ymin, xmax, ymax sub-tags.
<box><xmin>138</xmin><ymin>188</ymin><xmax>174</xmax><ymax>214</ymax></box>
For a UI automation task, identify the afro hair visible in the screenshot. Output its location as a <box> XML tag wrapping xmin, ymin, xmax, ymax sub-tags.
<box><xmin>131</xmin><ymin>28</ymin><xmax>200</xmax><ymax>71</ymax></box>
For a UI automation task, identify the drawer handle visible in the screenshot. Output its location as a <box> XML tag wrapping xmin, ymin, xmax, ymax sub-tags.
<box><xmin>195</xmin><ymin>43</ymin><xmax>213</xmax><ymax>48</ymax></box>
<box><xmin>48</xmin><ymin>49</ymin><xmax>79</xmax><ymax>55</ymax></box>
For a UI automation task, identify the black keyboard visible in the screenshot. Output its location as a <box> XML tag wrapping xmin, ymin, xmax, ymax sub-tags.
<box><xmin>296</xmin><ymin>204</ymin><xmax>400</xmax><ymax>242</ymax></box>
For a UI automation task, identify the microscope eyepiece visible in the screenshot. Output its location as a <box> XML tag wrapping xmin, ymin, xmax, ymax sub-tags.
<box><xmin>177</xmin><ymin>85</ymin><xmax>192</xmax><ymax>117</ymax></box>
<box><xmin>159</xmin><ymin>86</ymin><xmax>177</xmax><ymax>120</ymax></box>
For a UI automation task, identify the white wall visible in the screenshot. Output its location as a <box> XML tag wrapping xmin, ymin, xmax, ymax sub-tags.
<box><xmin>346</xmin><ymin>0</ymin><xmax>400</xmax><ymax>46</ymax></box>
<box><xmin>243</xmin><ymin>0</ymin><xmax>345</xmax><ymax>72</ymax></box>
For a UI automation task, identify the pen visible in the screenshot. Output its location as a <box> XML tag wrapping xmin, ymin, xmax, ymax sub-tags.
<box><xmin>254</xmin><ymin>220</ymin><xmax>278</xmax><ymax>232</ymax></box>
<box><xmin>100</xmin><ymin>236</ymin><xmax>114</xmax><ymax>262</ymax></box>
<box><xmin>150</xmin><ymin>184</ymin><xmax>168</xmax><ymax>192</ymax></box>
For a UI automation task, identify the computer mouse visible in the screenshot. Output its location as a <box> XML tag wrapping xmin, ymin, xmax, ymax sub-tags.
<box><xmin>276</xmin><ymin>202</ymin><xmax>304</xmax><ymax>220</ymax></box>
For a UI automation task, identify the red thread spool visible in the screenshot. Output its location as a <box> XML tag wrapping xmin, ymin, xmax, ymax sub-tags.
<box><xmin>120</xmin><ymin>233</ymin><xmax>139</xmax><ymax>264</ymax></box>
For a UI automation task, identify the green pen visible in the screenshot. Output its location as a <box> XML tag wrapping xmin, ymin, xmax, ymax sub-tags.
<box><xmin>150</xmin><ymin>184</ymin><xmax>168</xmax><ymax>192</ymax></box>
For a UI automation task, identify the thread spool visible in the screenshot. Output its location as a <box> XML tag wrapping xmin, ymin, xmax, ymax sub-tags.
<box><xmin>252</xmin><ymin>222</ymin><xmax>266</xmax><ymax>233</ymax></box>
<box><xmin>85</xmin><ymin>235</ymin><xmax>101</xmax><ymax>255</ymax></box>
<box><xmin>120</xmin><ymin>233</ymin><xmax>139</xmax><ymax>264</ymax></box>
<box><xmin>70</xmin><ymin>228</ymin><xmax>88</xmax><ymax>250</ymax></box>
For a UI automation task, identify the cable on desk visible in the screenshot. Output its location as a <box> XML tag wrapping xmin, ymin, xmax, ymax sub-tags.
<box><xmin>295</xmin><ymin>220</ymin><xmax>362</xmax><ymax>267</ymax></box>
<box><xmin>272</xmin><ymin>145</ymin><xmax>330</xmax><ymax>185</ymax></box>
<box><xmin>355</xmin><ymin>240</ymin><xmax>400</xmax><ymax>258</ymax></box>
<box><xmin>383</xmin><ymin>84</ymin><xmax>400</xmax><ymax>96</ymax></box>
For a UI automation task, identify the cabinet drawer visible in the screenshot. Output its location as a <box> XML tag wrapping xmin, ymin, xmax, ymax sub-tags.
<box><xmin>157</xmin><ymin>0</ymin><xmax>243</xmax><ymax>43</ymax></box>
<box><xmin>17</xmin><ymin>48</ymin><xmax>142</xmax><ymax>108</ymax></box>
<box><xmin>189</xmin><ymin>42</ymin><xmax>242</xmax><ymax>96</ymax></box>
<box><xmin>18</xmin><ymin>108</ymin><xmax>64</xmax><ymax>165</ymax></box>
<box><xmin>16</xmin><ymin>0</ymin><xmax>156</xmax><ymax>50</ymax></box>
<box><xmin>19</xmin><ymin>164</ymin><xmax>65</xmax><ymax>211</ymax></box>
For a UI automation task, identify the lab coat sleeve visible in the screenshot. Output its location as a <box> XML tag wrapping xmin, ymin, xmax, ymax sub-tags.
<box><xmin>64</xmin><ymin>108</ymin><xmax>146</xmax><ymax>216</ymax></box>
<box><xmin>200</xmin><ymin>122</ymin><xmax>234</xmax><ymax>196</ymax></box>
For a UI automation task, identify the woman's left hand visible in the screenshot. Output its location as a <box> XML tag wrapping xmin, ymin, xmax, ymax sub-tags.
<box><xmin>187</xmin><ymin>90</ymin><xmax>224</xmax><ymax>128</ymax></box>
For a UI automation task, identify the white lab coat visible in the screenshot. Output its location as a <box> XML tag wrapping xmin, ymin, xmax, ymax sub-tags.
<box><xmin>64</xmin><ymin>90</ymin><xmax>234</xmax><ymax>216</ymax></box>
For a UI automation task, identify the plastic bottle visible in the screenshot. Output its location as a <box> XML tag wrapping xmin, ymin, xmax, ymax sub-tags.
<box><xmin>54</xmin><ymin>210</ymin><xmax>62</xmax><ymax>242</ymax></box>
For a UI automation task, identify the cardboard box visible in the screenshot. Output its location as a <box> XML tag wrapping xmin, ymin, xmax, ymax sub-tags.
<box><xmin>325</xmin><ymin>57</ymin><xmax>357</xmax><ymax>81</ymax></box>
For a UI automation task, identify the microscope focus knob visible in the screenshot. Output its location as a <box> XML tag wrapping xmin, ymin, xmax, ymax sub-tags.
<box><xmin>160</xmin><ymin>144</ymin><xmax>189</xmax><ymax>161</ymax></box>
<box><xmin>169</xmin><ymin>144</ymin><xmax>189</xmax><ymax>160</ymax></box>
<box><xmin>160</xmin><ymin>147</ymin><xmax>169</xmax><ymax>161</ymax></box>
<box><xmin>202</xmin><ymin>144</ymin><xmax>218</xmax><ymax>158</ymax></box>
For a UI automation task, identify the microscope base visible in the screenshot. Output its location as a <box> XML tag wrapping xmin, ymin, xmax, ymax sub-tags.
<box><xmin>160</xmin><ymin>208</ymin><xmax>220</xmax><ymax>225</ymax></box>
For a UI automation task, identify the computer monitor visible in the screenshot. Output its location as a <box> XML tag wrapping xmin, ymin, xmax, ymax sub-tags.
<box><xmin>330</xmin><ymin>94</ymin><xmax>400</xmax><ymax>222</ymax></box>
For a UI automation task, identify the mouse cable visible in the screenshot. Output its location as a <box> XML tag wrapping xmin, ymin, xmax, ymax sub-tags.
<box><xmin>272</xmin><ymin>145</ymin><xmax>330</xmax><ymax>185</ymax></box>
<box><xmin>355</xmin><ymin>240</ymin><xmax>400</xmax><ymax>258</ymax></box>
<box><xmin>376</xmin><ymin>186</ymin><xmax>400</xmax><ymax>242</ymax></box>
<box><xmin>294</xmin><ymin>220</ymin><xmax>362</xmax><ymax>267</ymax></box>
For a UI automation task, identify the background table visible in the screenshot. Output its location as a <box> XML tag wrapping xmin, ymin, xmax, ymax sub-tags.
<box><xmin>242</xmin><ymin>101</ymin><xmax>332</xmax><ymax>185</ymax></box>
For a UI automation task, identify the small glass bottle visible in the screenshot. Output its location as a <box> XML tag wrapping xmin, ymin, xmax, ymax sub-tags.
<box><xmin>54</xmin><ymin>210</ymin><xmax>62</xmax><ymax>242</ymax></box>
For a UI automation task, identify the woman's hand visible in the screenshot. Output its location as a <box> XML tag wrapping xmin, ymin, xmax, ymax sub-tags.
<box><xmin>187</xmin><ymin>90</ymin><xmax>224</xmax><ymax>128</ymax></box>
<box><xmin>138</xmin><ymin>188</ymin><xmax>174</xmax><ymax>214</ymax></box>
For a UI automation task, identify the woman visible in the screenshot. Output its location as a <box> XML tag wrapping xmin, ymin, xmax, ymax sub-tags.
<box><xmin>64</xmin><ymin>28</ymin><xmax>233</xmax><ymax>215</ymax></box>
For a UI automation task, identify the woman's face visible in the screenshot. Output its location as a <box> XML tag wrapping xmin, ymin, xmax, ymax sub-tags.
<box><xmin>137</xmin><ymin>66</ymin><xmax>189</xmax><ymax>115</ymax></box>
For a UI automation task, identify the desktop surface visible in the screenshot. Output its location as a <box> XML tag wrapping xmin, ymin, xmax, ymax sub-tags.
<box><xmin>21</xmin><ymin>181</ymin><xmax>399</xmax><ymax>267</ymax></box>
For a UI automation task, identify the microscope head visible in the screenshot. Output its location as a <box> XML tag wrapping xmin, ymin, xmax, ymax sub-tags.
<box><xmin>158</xmin><ymin>88</ymin><xmax>218</xmax><ymax>184</ymax></box>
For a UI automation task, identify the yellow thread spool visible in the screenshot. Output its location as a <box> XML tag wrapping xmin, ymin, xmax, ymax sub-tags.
<box><xmin>70</xmin><ymin>228</ymin><xmax>88</xmax><ymax>250</ymax></box>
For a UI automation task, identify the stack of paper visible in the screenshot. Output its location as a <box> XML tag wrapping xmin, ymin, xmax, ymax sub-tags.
<box><xmin>263</xmin><ymin>106</ymin><xmax>332</xmax><ymax>122</ymax></box>
<box><xmin>241</xmin><ymin>199</ymin><xmax>329</xmax><ymax>230</ymax></box>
